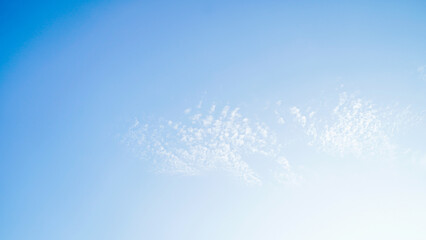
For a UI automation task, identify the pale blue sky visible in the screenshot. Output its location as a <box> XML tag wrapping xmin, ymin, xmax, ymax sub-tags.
<box><xmin>1</xmin><ymin>0</ymin><xmax>426</xmax><ymax>239</ymax></box>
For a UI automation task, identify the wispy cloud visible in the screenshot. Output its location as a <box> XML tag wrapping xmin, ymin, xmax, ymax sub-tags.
<box><xmin>290</xmin><ymin>92</ymin><xmax>422</xmax><ymax>159</ymax></box>
<box><xmin>124</xmin><ymin>91</ymin><xmax>424</xmax><ymax>185</ymax></box>
<box><xmin>125</xmin><ymin>104</ymin><xmax>297</xmax><ymax>185</ymax></box>
<box><xmin>290</xmin><ymin>106</ymin><xmax>307</xmax><ymax>128</ymax></box>
<box><xmin>274</xmin><ymin>156</ymin><xmax>302</xmax><ymax>185</ymax></box>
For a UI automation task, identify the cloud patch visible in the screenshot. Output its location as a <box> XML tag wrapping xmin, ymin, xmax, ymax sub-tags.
<box><xmin>124</xmin><ymin>91</ymin><xmax>424</xmax><ymax>185</ymax></box>
<box><xmin>290</xmin><ymin>92</ymin><xmax>422</xmax><ymax>159</ymax></box>
<box><xmin>125</xmin><ymin>104</ymin><xmax>296</xmax><ymax>185</ymax></box>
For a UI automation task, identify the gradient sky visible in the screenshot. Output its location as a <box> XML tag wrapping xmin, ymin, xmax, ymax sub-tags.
<box><xmin>1</xmin><ymin>0</ymin><xmax>426</xmax><ymax>239</ymax></box>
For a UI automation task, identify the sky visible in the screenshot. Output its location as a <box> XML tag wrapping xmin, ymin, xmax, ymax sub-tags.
<box><xmin>1</xmin><ymin>0</ymin><xmax>426</xmax><ymax>239</ymax></box>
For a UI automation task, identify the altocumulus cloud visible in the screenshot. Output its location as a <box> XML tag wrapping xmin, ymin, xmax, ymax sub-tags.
<box><xmin>124</xmin><ymin>91</ymin><xmax>424</xmax><ymax>185</ymax></box>
<box><xmin>125</xmin><ymin>104</ymin><xmax>298</xmax><ymax>185</ymax></box>
<box><xmin>290</xmin><ymin>92</ymin><xmax>423</xmax><ymax>160</ymax></box>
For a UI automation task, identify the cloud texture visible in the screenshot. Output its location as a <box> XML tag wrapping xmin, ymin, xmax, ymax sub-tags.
<box><xmin>125</xmin><ymin>91</ymin><xmax>424</xmax><ymax>184</ymax></box>
<box><xmin>290</xmin><ymin>92</ymin><xmax>422</xmax><ymax>159</ymax></box>
<box><xmin>125</xmin><ymin>105</ymin><xmax>296</xmax><ymax>184</ymax></box>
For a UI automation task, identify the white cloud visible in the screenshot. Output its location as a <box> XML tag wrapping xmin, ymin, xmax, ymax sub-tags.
<box><xmin>124</xmin><ymin>91</ymin><xmax>424</xmax><ymax>184</ymax></box>
<box><xmin>209</xmin><ymin>104</ymin><xmax>216</xmax><ymax>113</ymax></box>
<box><xmin>274</xmin><ymin>157</ymin><xmax>302</xmax><ymax>185</ymax></box>
<box><xmin>291</xmin><ymin>92</ymin><xmax>421</xmax><ymax>159</ymax></box>
<box><xmin>125</xmin><ymin>104</ymin><xmax>296</xmax><ymax>184</ymax></box>
<box><xmin>290</xmin><ymin>106</ymin><xmax>307</xmax><ymax>127</ymax></box>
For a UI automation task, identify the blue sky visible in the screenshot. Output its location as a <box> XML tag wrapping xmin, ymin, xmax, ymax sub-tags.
<box><xmin>1</xmin><ymin>0</ymin><xmax>426</xmax><ymax>239</ymax></box>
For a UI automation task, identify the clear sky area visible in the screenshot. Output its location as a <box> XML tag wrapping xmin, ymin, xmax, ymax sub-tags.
<box><xmin>1</xmin><ymin>0</ymin><xmax>426</xmax><ymax>239</ymax></box>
